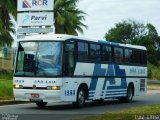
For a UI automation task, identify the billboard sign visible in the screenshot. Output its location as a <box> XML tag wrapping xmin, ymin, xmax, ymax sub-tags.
<box><xmin>18</xmin><ymin>0</ymin><xmax>53</xmax><ymax>11</ymax></box>
<box><xmin>17</xmin><ymin>28</ymin><xmax>53</xmax><ymax>34</ymax></box>
<box><xmin>17</xmin><ymin>12</ymin><xmax>53</xmax><ymax>26</ymax></box>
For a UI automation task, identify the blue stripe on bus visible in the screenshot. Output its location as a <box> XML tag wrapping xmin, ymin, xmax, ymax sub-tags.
<box><xmin>89</xmin><ymin>64</ymin><xmax>127</xmax><ymax>95</ymax></box>
<box><xmin>88</xmin><ymin>95</ymin><xmax>94</xmax><ymax>97</ymax></box>
<box><xmin>101</xmin><ymin>90</ymin><xmax>127</xmax><ymax>93</ymax></box>
<box><xmin>104</xmin><ymin>64</ymin><xmax>127</xmax><ymax>90</ymax></box>
<box><xmin>88</xmin><ymin>98</ymin><xmax>93</xmax><ymax>100</ymax></box>
<box><xmin>101</xmin><ymin>92</ymin><xmax>127</xmax><ymax>96</ymax></box>
<box><xmin>102</xmin><ymin>64</ymin><xmax>115</xmax><ymax>90</ymax></box>
<box><xmin>89</xmin><ymin>64</ymin><xmax>106</xmax><ymax>91</ymax></box>
<box><xmin>105</xmin><ymin>93</ymin><xmax>127</xmax><ymax>96</ymax></box>
<box><xmin>105</xmin><ymin>92</ymin><xmax>127</xmax><ymax>95</ymax></box>
<box><xmin>89</xmin><ymin>91</ymin><xmax>95</xmax><ymax>93</ymax></box>
<box><xmin>105</xmin><ymin>94</ymin><xmax>126</xmax><ymax>97</ymax></box>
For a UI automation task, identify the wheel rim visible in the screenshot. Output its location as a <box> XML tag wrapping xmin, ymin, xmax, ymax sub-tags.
<box><xmin>128</xmin><ymin>88</ymin><xmax>133</xmax><ymax>100</ymax></box>
<box><xmin>78</xmin><ymin>90</ymin><xmax>85</xmax><ymax>105</ymax></box>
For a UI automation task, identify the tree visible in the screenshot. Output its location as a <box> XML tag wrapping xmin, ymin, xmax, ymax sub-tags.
<box><xmin>54</xmin><ymin>0</ymin><xmax>87</xmax><ymax>35</ymax></box>
<box><xmin>104</xmin><ymin>20</ymin><xmax>159</xmax><ymax>65</ymax></box>
<box><xmin>0</xmin><ymin>0</ymin><xmax>16</xmax><ymax>47</ymax></box>
<box><xmin>105</xmin><ymin>21</ymin><xmax>133</xmax><ymax>43</ymax></box>
<box><xmin>105</xmin><ymin>20</ymin><xmax>147</xmax><ymax>44</ymax></box>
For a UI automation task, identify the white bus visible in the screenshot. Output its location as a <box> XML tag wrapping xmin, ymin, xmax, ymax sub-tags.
<box><xmin>13</xmin><ymin>34</ymin><xmax>147</xmax><ymax>107</ymax></box>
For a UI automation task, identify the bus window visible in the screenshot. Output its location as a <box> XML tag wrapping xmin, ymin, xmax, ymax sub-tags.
<box><xmin>78</xmin><ymin>42</ymin><xmax>88</xmax><ymax>60</ymax></box>
<box><xmin>65</xmin><ymin>42</ymin><xmax>75</xmax><ymax>76</ymax></box>
<box><xmin>114</xmin><ymin>47</ymin><xmax>123</xmax><ymax>63</ymax></box>
<box><xmin>96</xmin><ymin>45</ymin><xmax>101</xmax><ymax>60</ymax></box>
<box><xmin>124</xmin><ymin>49</ymin><xmax>132</xmax><ymax>64</ymax></box>
<box><xmin>131</xmin><ymin>50</ymin><xmax>141</xmax><ymax>64</ymax></box>
<box><xmin>102</xmin><ymin>45</ymin><xmax>112</xmax><ymax>62</ymax></box>
<box><xmin>90</xmin><ymin>44</ymin><xmax>101</xmax><ymax>61</ymax></box>
<box><xmin>15</xmin><ymin>42</ymin><xmax>63</xmax><ymax>76</ymax></box>
<box><xmin>141</xmin><ymin>51</ymin><xmax>147</xmax><ymax>65</ymax></box>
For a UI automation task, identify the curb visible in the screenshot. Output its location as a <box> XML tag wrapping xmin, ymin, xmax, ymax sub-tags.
<box><xmin>0</xmin><ymin>100</ymin><xmax>32</xmax><ymax>106</ymax></box>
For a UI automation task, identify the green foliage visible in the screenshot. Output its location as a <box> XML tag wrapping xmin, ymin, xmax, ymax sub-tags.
<box><xmin>0</xmin><ymin>0</ymin><xmax>16</xmax><ymax>47</ymax></box>
<box><xmin>105</xmin><ymin>19</ymin><xmax>160</xmax><ymax>65</ymax></box>
<box><xmin>0</xmin><ymin>34</ymin><xmax>14</xmax><ymax>47</ymax></box>
<box><xmin>54</xmin><ymin>0</ymin><xmax>87</xmax><ymax>35</ymax></box>
<box><xmin>105</xmin><ymin>21</ymin><xmax>133</xmax><ymax>43</ymax></box>
<box><xmin>105</xmin><ymin>20</ymin><xmax>147</xmax><ymax>44</ymax></box>
<box><xmin>148</xmin><ymin>64</ymin><xmax>160</xmax><ymax>80</ymax></box>
<box><xmin>80</xmin><ymin>105</ymin><xmax>160</xmax><ymax>120</ymax></box>
<box><xmin>0</xmin><ymin>73</ymin><xmax>13</xmax><ymax>80</ymax></box>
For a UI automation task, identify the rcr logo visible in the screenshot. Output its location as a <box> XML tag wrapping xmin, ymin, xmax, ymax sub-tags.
<box><xmin>32</xmin><ymin>0</ymin><xmax>48</xmax><ymax>6</ymax></box>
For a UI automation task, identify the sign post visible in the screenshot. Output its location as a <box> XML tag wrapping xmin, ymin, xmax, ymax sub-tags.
<box><xmin>17</xmin><ymin>0</ymin><xmax>54</xmax><ymax>38</ymax></box>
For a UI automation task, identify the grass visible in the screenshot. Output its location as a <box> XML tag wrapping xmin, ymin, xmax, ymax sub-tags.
<box><xmin>79</xmin><ymin>105</ymin><xmax>160</xmax><ymax>120</ymax></box>
<box><xmin>0</xmin><ymin>73</ymin><xmax>13</xmax><ymax>80</ymax></box>
<box><xmin>0</xmin><ymin>80</ymin><xmax>14</xmax><ymax>99</ymax></box>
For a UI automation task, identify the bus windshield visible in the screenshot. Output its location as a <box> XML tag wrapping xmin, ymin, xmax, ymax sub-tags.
<box><xmin>15</xmin><ymin>41</ymin><xmax>63</xmax><ymax>76</ymax></box>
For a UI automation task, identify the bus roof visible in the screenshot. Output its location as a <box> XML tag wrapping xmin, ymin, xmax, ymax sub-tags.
<box><xmin>18</xmin><ymin>34</ymin><xmax>147</xmax><ymax>50</ymax></box>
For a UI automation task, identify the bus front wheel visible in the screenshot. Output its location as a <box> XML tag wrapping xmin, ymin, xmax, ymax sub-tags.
<box><xmin>119</xmin><ymin>84</ymin><xmax>134</xmax><ymax>103</ymax></box>
<box><xmin>73</xmin><ymin>87</ymin><xmax>86</xmax><ymax>108</ymax></box>
<box><xmin>35</xmin><ymin>102</ymin><xmax>48</xmax><ymax>107</ymax></box>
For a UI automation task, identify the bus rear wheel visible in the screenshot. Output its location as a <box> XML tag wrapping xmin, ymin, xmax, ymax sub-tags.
<box><xmin>119</xmin><ymin>84</ymin><xmax>134</xmax><ymax>103</ymax></box>
<box><xmin>35</xmin><ymin>102</ymin><xmax>48</xmax><ymax>107</ymax></box>
<box><xmin>73</xmin><ymin>87</ymin><xmax>86</xmax><ymax>108</ymax></box>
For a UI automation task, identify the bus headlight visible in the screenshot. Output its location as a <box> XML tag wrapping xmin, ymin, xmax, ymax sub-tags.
<box><xmin>14</xmin><ymin>84</ymin><xmax>23</xmax><ymax>89</ymax></box>
<box><xmin>47</xmin><ymin>86</ymin><xmax>60</xmax><ymax>90</ymax></box>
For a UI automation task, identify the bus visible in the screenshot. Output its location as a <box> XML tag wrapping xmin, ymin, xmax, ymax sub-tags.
<box><xmin>13</xmin><ymin>34</ymin><xmax>147</xmax><ymax>107</ymax></box>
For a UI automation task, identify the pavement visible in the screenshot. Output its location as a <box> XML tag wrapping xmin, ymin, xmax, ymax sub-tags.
<box><xmin>147</xmin><ymin>90</ymin><xmax>160</xmax><ymax>95</ymax></box>
<box><xmin>1</xmin><ymin>93</ymin><xmax>160</xmax><ymax>120</ymax></box>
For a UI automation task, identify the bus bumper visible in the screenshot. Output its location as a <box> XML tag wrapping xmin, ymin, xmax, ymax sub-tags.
<box><xmin>14</xmin><ymin>89</ymin><xmax>61</xmax><ymax>103</ymax></box>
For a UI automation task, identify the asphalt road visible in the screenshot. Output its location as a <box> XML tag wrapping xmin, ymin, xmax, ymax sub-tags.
<box><xmin>0</xmin><ymin>92</ymin><xmax>160</xmax><ymax>120</ymax></box>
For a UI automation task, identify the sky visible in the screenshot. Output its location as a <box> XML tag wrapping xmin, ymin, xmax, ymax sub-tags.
<box><xmin>77</xmin><ymin>0</ymin><xmax>160</xmax><ymax>40</ymax></box>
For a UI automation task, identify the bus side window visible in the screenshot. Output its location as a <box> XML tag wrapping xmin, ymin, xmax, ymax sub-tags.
<box><xmin>141</xmin><ymin>51</ymin><xmax>147</xmax><ymax>65</ymax></box>
<box><xmin>131</xmin><ymin>50</ymin><xmax>141</xmax><ymax>64</ymax></box>
<box><xmin>64</xmin><ymin>42</ymin><xmax>75</xmax><ymax>76</ymax></box>
<box><xmin>102</xmin><ymin>45</ymin><xmax>112</xmax><ymax>62</ymax></box>
<box><xmin>78</xmin><ymin>42</ymin><xmax>88</xmax><ymax>60</ymax></box>
<box><xmin>114</xmin><ymin>47</ymin><xmax>123</xmax><ymax>63</ymax></box>
<box><xmin>90</xmin><ymin>44</ymin><xmax>101</xmax><ymax>61</ymax></box>
<box><xmin>124</xmin><ymin>49</ymin><xmax>132</xmax><ymax>64</ymax></box>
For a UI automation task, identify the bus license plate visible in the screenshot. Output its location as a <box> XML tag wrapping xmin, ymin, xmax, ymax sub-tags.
<box><xmin>31</xmin><ymin>93</ymin><xmax>39</xmax><ymax>98</ymax></box>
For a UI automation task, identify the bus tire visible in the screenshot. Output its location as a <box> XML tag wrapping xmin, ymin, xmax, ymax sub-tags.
<box><xmin>35</xmin><ymin>102</ymin><xmax>47</xmax><ymax>107</ymax></box>
<box><xmin>119</xmin><ymin>84</ymin><xmax>134</xmax><ymax>103</ymax></box>
<box><xmin>72</xmin><ymin>87</ymin><xmax>86</xmax><ymax>108</ymax></box>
